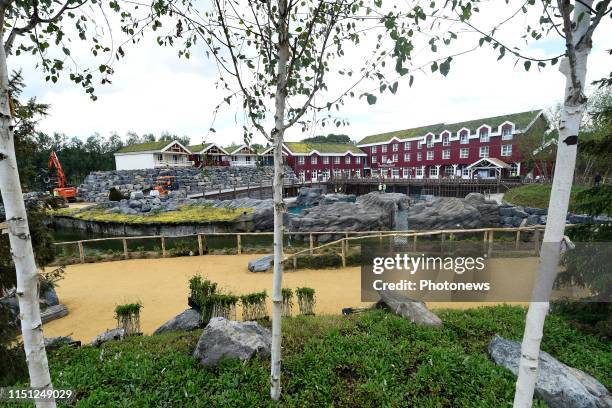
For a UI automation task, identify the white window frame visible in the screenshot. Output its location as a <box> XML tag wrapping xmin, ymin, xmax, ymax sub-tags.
<box><xmin>382</xmin><ymin>155</ymin><xmax>387</xmax><ymax>163</ymax></box>
<box><xmin>442</xmin><ymin>150</ymin><xmax>450</xmax><ymax>160</ymax></box>
<box><xmin>392</xmin><ymin>169</ymin><xmax>400</xmax><ymax>179</ymax></box>
<box><xmin>404</xmin><ymin>153</ymin><xmax>410</xmax><ymax>162</ymax></box>
<box><xmin>345</xmin><ymin>156</ymin><xmax>351</xmax><ymax>164</ymax></box>
<box><xmin>334</xmin><ymin>156</ymin><xmax>340</xmax><ymax>164</ymax></box>
<box><xmin>403</xmin><ymin>168</ymin><xmax>410</xmax><ymax>178</ymax></box>
<box><xmin>355</xmin><ymin>157</ymin><xmax>361</xmax><ymax>164</ymax></box>
<box><xmin>297</xmin><ymin>156</ymin><xmax>305</xmax><ymax>165</ymax></box>
<box><xmin>502</xmin><ymin>127</ymin><xmax>513</xmax><ymax>140</ymax></box>
<box><xmin>460</xmin><ymin>133</ymin><xmax>468</xmax><ymax>144</ymax></box>
<box><xmin>372</xmin><ymin>156</ymin><xmax>378</xmax><ymax>163</ymax></box>
<box><xmin>311</xmin><ymin>156</ymin><xmax>318</xmax><ymax>164</ymax></box>
<box><xmin>442</xmin><ymin>135</ymin><xmax>450</xmax><ymax>146</ymax></box>
<box><xmin>429</xmin><ymin>166</ymin><xmax>439</xmax><ymax>177</ymax></box>
<box><xmin>426</xmin><ymin>151</ymin><xmax>434</xmax><ymax>160</ymax></box>
<box><xmin>426</xmin><ymin>137</ymin><xmax>434</xmax><ymax>148</ymax></box>
<box><xmin>322</xmin><ymin>156</ymin><xmax>329</xmax><ymax>164</ymax></box>
<box><xmin>392</xmin><ymin>143</ymin><xmax>399</xmax><ymax>152</ymax></box>
<box><xmin>392</xmin><ymin>154</ymin><xmax>398</xmax><ymax>162</ymax></box>
<box><xmin>501</xmin><ymin>144</ymin><xmax>512</xmax><ymax>157</ymax></box>
<box><xmin>417</xmin><ymin>152</ymin><xmax>422</xmax><ymax>161</ymax></box>
<box><xmin>460</xmin><ymin>148</ymin><xmax>469</xmax><ymax>159</ymax></box>
<box><xmin>311</xmin><ymin>170</ymin><xmax>318</xmax><ymax>180</ymax></box>
<box><xmin>354</xmin><ymin>169</ymin><xmax>361</xmax><ymax>178</ymax></box>
<box><xmin>479</xmin><ymin>146</ymin><xmax>489</xmax><ymax>158</ymax></box>
<box><xmin>381</xmin><ymin>145</ymin><xmax>388</xmax><ymax>153</ymax></box>
<box><xmin>415</xmin><ymin>167</ymin><xmax>424</xmax><ymax>177</ymax></box>
<box><xmin>462</xmin><ymin>168</ymin><xmax>470</xmax><ymax>177</ymax></box>
<box><xmin>444</xmin><ymin>166</ymin><xmax>453</xmax><ymax>176</ymax></box>
<box><xmin>404</xmin><ymin>141</ymin><xmax>411</xmax><ymax>150</ymax></box>
<box><xmin>372</xmin><ymin>146</ymin><xmax>378</xmax><ymax>153</ymax></box>
<box><xmin>479</xmin><ymin>129</ymin><xmax>490</xmax><ymax>143</ymax></box>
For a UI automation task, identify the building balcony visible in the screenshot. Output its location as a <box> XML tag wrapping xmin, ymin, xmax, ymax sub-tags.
<box><xmin>155</xmin><ymin>160</ymin><xmax>193</xmax><ymax>168</ymax></box>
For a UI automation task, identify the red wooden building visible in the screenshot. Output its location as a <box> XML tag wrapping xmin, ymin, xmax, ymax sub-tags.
<box><xmin>282</xmin><ymin>142</ymin><xmax>367</xmax><ymax>181</ymax></box>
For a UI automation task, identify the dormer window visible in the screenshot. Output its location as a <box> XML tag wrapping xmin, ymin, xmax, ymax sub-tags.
<box><xmin>392</xmin><ymin>143</ymin><xmax>399</xmax><ymax>152</ymax></box>
<box><xmin>502</xmin><ymin>127</ymin><xmax>513</xmax><ymax>140</ymax></box>
<box><xmin>442</xmin><ymin>135</ymin><xmax>449</xmax><ymax>146</ymax></box>
<box><xmin>479</xmin><ymin>128</ymin><xmax>490</xmax><ymax>143</ymax></box>
<box><xmin>426</xmin><ymin>136</ymin><xmax>434</xmax><ymax>148</ymax></box>
<box><xmin>460</xmin><ymin>132</ymin><xmax>468</xmax><ymax>144</ymax></box>
<box><xmin>372</xmin><ymin>146</ymin><xmax>377</xmax><ymax>153</ymax></box>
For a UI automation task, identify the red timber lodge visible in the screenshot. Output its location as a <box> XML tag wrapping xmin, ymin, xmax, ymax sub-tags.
<box><xmin>284</xmin><ymin>110</ymin><xmax>549</xmax><ymax>181</ymax></box>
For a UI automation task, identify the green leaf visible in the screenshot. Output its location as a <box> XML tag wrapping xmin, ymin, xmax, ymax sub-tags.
<box><xmin>430</xmin><ymin>61</ymin><xmax>438</xmax><ymax>73</ymax></box>
<box><xmin>524</xmin><ymin>60</ymin><xmax>531</xmax><ymax>71</ymax></box>
<box><xmin>366</xmin><ymin>94</ymin><xmax>377</xmax><ymax>105</ymax></box>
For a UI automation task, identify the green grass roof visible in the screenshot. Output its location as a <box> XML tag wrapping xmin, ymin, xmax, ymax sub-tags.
<box><xmin>284</xmin><ymin>142</ymin><xmax>365</xmax><ymax>155</ymax></box>
<box><xmin>116</xmin><ymin>141</ymin><xmax>174</xmax><ymax>153</ymax></box>
<box><xmin>356</xmin><ymin>110</ymin><xmax>543</xmax><ymax>146</ymax></box>
<box><xmin>187</xmin><ymin>143</ymin><xmax>213</xmax><ymax>153</ymax></box>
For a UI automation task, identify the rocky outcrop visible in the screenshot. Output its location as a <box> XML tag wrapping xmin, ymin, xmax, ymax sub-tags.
<box><xmin>407</xmin><ymin>197</ymin><xmax>489</xmax><ymax>230</ymax></box>
<box><xmin>248</xmin><ymin>255</ymin><xmax>274</xmax><ymax>272</ymax></box>
<box><xmin>44</xmin><ymin>336</ymin><xmax>77</xmax><ymax>349</ymax></box>
<box><xmin>193</xmin><ymin>317</ymin><xmax>271</xmax><ymax>367</ymax></box>
<box><xmin>153</xmin><ymin>309</ymin><xmax>201</xmax><ymax>334</ymax></box>
<box><xmin>293</xmin><ymin>187</ymin><xmax>356</xmax><ymax>207</ymax></box>
<box><xmin>376</xmin><ymin>290</ymin><xmax>442</xmax><ymax>326</ymax></box>
<box><xmin>90</xmin><ymin>328</ymin><xmax>125</xmax><ymax>347</ymax></box>
<box><xmin>489</xmin><ymin>335</ymin><xmax>612</xmax><ymax>408</ymax></box>
<box><xmin>78</xmin><ymin>166</ymin><xmax>298</xmax><ymax>202</ymax></box>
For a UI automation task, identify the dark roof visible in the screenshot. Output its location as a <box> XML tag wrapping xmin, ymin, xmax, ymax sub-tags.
<box><xmin>284</xmin><ymin>142</ymin><xmax>366</xmax><ymax>155</ymax></box>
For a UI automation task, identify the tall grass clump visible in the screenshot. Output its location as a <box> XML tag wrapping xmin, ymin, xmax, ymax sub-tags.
<box><xmin>281</xmin><ymin>288</ymin><xmax>293</xmax><ymax>317</ymax></box>
<box><xmin>240</xmin><ymin>291</ymin><xmax>268</xmax><ymax>321</ymax></box>
<box><xmin>208</xmin><ymin>294</ymin><xmax>239</xmax><ymax>320</ymax></box>
<box><xmin>188</xmin><ymin>275</ymin><xmax>218</xmax><ymax>324</ymax></box>
<box><xmin>296</xmin><ymin>287</ymin><xmax>316</xmax><ymax>316</ymax></box>
<box><xmin>114</xmin><ymin>302</ymin><xmax>142</xmax><ymax>335</ymax></box>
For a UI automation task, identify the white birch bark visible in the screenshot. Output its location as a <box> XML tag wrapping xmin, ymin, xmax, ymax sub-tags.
<box><xmin>270</xmin><ymin>0</ymin><xmax>290</xmax><ymax>400</ymax></box>
<box><xmin>0</xmin><ymin>33</ymin><xmax>56</xmax><ymax>407</ymax></box>
<box><xmin>513</xmin><ymin>1</ymin><xmax>593</xmax><ymax>406</ymax></box>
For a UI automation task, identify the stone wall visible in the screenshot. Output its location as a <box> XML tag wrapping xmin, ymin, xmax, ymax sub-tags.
<box><xmin>77</xmin><ymin>166</ymin><xmax>298</xmax><ymax>202</ymax></box>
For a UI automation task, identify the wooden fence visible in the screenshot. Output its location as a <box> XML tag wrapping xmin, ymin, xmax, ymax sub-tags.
<box><xmin>53</xmin><ymin>225</ymin><xmax>559</xmax><ymax>264</ymax></box>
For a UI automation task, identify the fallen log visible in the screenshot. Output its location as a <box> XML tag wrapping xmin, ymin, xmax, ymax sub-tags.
<box><xmin>376</xmin><ymin>290</ymin><xmax>442</xmax><ymax>327</ymax></box>
<box><xmin>41</xmin><ymin>304</ymin><xmax>68</xmax><ymax>324</ymax></box>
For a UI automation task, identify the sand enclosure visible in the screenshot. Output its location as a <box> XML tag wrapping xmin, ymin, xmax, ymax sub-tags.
<box><xmin>43</xmin><ymin>255</ymin><xmax>531</xmax><ymax>342</ymax></box>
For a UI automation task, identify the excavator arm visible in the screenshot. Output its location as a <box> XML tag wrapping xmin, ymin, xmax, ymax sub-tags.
<box><xmin>48</xmin><ymin>151</ymin><xmax>67</xmax><ymax>189</ymax></box>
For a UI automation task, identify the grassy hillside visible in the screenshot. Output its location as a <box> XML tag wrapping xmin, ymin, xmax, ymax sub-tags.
<box><xmin>27</xmin><ymin>306</ymin><xmax>610</xmax><ymax>407</ymax></box>
<box><xmin>504</xmin><ymin>184</ymin><xmax>586</xmax><ymax>209</ymax></box>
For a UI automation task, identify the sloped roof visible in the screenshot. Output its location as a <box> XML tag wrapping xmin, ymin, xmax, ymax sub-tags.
<box><xmin>284</xmin><ymin>142</ymin><xmax>366</xmax><ymax>155</ymax></box>
<box><xmin>225</xmin><ymin>144</ymin><xmax>258</xmax><ymax>155</ymax></box>
<box><xmin>467</xmin><ymin>157</ymin><xmax>511</xmax><ymax>169</ymax></box>
<box><xmin>187</xmin><ymin>143</ymin><xmax>212</xmax><ymax>153</ymax></box>
<box><xmin>116</xmin><ymin>141</ymin><xmax>179</xmax><ymax>154</ymax></box>
<box><xmin>356</xmin><ymin>110</ymin><xmax>543</xmax><ymax>146</ymax></box>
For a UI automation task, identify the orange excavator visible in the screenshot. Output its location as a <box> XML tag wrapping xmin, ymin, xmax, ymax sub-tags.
<box><xmin>47</xmin><ymin>151</ymin><xmax>77</xmax><ymax>201</ymax></box>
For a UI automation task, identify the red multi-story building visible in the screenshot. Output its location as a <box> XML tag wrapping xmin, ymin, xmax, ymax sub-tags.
<box><xmin>283</xmin><ymin>142</ymin><xmax>367</xmax><ymax>181</ymax></box>
<box><xmin>356</xmin><ymin>110</ymin><xmax>548</xmax><ymax>179</ymax></box>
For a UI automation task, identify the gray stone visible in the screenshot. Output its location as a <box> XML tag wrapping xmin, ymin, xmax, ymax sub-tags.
<box><xmin>488</xmin><ymin>335</ymin><xmax>612</xmax><ymax>408</ymax></box>
<box><xmin>511</xmin><ymin>216</ymin><xmax>524</xmax><ymax>227</ymax></box>
<box><xmin>376</xmin><ymin>290</ymin><xmax>442</xmax><ymax>326</ymax></box>
<box><xmin>248</xmin><ymin>255</ymin><xmax>274</xmax><ymax>272</ymax></box>
<box><xmin>525</xmin><ymin>207</ymin><xmax>547</xmax><ymax>216</ymax></box>
<box><xmin>406</xmin><ymin>197</ymin><xmax>484</xmax><ymax>230</ymax></box>
<box><xmin>40</xmin><ymin>286</ymin><xmax>59</xmax><ymax>307</ymax></box>
<box><xmin>499</xmin><ymin>207</ymin><xmax>514</xmax><ymax>217</ymax></box>
<box><xmin>526</xmin><ymin>214</ymin><xmax>541</xmax><ymax>226</ymax></box>
<box><xmin>193</xmin><ymin>317</ymin><xmax>271</xmax><ymax>367</ymax></box>
<box><xmin>511</xmin><ymin>208</ymin><xmax>529</xmax><ymax>218</ymax></box>
<box><xmin>44</xmin><ymin>336</ymin><xmax>75</xmax><ymax>349</ymax></box>
<box><xmin>90</xmin><ymin>328</ymin><xmax>125</xmax><ymax>347</ymax></box>
<box><xmin>153</xmin><ymin>309</ymin><xmax>201</xmax><ymax>334</ymax></box>
<box><xmin>129</xmin><ymin>190</ymin><xmax>144</xmax><ymax>200</ymax></box>
<box><xmin>569</xmin><ymin>214</ymin><xmax>593</xmax><ymax>224</ymax></box>
<box><xmin>540</xmin><ymin>215</ymin><xmax>548</xmax><ymax>224</ymax></box>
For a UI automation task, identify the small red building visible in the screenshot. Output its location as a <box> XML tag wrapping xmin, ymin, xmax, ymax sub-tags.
<box><xmin>283</xmin><ymin>142</ymin><xmax>367</xmax><ymax>181</ymax></box>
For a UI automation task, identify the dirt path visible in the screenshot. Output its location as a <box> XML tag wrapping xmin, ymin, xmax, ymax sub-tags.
<box><xmin>43</xmin><ymin>255</ymin><xmax>528</xmax><ymax>342</ymax></box>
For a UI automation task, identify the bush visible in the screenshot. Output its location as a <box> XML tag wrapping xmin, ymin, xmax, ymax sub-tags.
<box><xmin>296</xmin><ymin>287</ymin><xmax>316</xmax><ymax>316</ymax></box>
<box><xmin>108</xmin><ymin>187</ymin><xmax>125</xmax><ymax>202</ymax></box>
<box><xmin>240</xmin><ymin>291</ymin><xmax>268</xmax><ymax>321</ymax></box>
<box><xmin>114</xmin><ymin>302</ymin><xmax>142</xmax><ymax>335</ymax></box>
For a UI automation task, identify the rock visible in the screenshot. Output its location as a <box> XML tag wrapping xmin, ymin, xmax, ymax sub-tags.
<box><xmin>499</xmin><ymin>207</ymin><xmax>514</xmax><ymax>217</ymax></box>
<box><xmin>40</xmin><ymin>286</ymin><xmax>59</xmax><ymax>307</ymax></box>
<box><xmin>376</xmin><ymin>290</ymin><xmax>442</xmax><ymax>326</ymax></box>
<box><xmin>44</xmin><ymin>336</ymin><xmax>75</xmax><ymax>349</ymax></box>
<box><xmin>511</xmin><ymin>207</ymin><xmax>529</xmax><ymax>218</ymax></box>
<box><xmin>90</xmin><ymin>328</ymin><xmax>125</xmax><ymax>347</ymax></box>
<box><xmin>526</xmin><ymin>214</ymin><xmax>541</xmax><ymax>226</ymax></box>
<box><xmin>153</xmin><ymin>309</ymin><xmax>201</xmax><ymax>334</ymax></box>
<box><xmin>488</xmin><ymin>335</ymin><xmax>612</xmax><ymax>408</ymax></box>
<box><xmin>129</xmin><ymin>190</ymin><xmax>144</xmax><ymax>200</ymax></box>
<box><xmin>40</xmin><ymin>304</ymin><xmax>68</xmax><ymax>324</ymax></box>
<box><xmin>248</xmin><ymin>255</ymin><xmax>274</xmax><ymax>272</ymax></box>
<box><xmin>407</xmin><ymin>197</ymin><xmax>483</xmax><ymax>230</ymax></box>
<box><xmin>193</xmin><ymin>317</ymin><xmax>271</xmax><ymax>367</ymax></box>
<box><xmin>569</xmin><ymin>214</ymin><xmax>593</xmax><ymax>224</ymax></box>
<box><xmin>525</xmin><ymin>207</ymin><xmax>547</xmax><ymax>216</ymax></box>
<box><xmin>294</xmin><ymin>187</ymin><xmax>325</xmax><ymax>207</ymax></box>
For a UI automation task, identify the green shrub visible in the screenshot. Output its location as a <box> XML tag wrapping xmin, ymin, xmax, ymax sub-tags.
<box><xmin>282</xmin><ymin>288</ymin><xmax>294</xmax><ymax>317</ymax></box>
<box><xmin>240</xmin><ymin>291</ymin><xmax>268</xmax><ymax>321</ymax></box>
<box><xmin>296</xmin><ymin>287</ymin><xmax>316</xmax><ymax>316</ymax></box>
<box><xmin>114</xmin><ymin>302</ymin><xmax>142</xmax><ymax>335</ymax></box>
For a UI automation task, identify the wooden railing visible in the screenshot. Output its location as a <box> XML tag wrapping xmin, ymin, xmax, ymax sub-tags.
<box><xmin>53</xmin><ymin>225</ymin><xmax>562</xmax><ymax>264</ymax></box>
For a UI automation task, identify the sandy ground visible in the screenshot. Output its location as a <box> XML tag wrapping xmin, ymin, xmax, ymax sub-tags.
<box><xmin>43</xmin><ymin>255</ymin><xmax>530</xmax><ymax>342</ymax></box>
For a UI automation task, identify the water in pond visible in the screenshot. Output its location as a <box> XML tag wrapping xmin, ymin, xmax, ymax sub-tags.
<box><xmin>287</xmin><ymin>205</ymin><xmax>311</xmax><ymax>214</ymax></box>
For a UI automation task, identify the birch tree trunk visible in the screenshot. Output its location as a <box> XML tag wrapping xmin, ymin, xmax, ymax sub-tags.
<box><xmin>0</xmin><ymin>34</ymin><xmax>56</xmax><ymax>407</ymax></box>
<box><xmin>270</xmin><ymin>0</ymin><xmax>290</xmax><ymax>400</ymax></box>
<box><xmin>513</xmin><ymin>1</ymin><xmax>592</xmax><ymax>406</ymax></box>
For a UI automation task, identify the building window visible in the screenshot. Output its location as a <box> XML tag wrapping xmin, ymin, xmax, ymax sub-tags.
<box><xmin>355</xmin><ymin>157</ymin><xmax>361</xmax><ymax>164</ymax></box>
<box><xmin>392</xmin><ymin>154</ymin><xmax>398</xmax><ymax>162</ymax></box>
<box><xmin>322</xmin><ymin>156</ymin><xmax>329</xmax><ymax>164</ymax></box>
<box><xmin>392</xmin><ymin>169</ymin><xmax>400</xmax><ymax>179</ymax></box>
<box><xmin>426</xmin><ymin>136</ymin><xmax>434</xmax><ymax>148</ymax></box>
<box><xmin>381</xmin><ymin>145</ymin><xmax>388</xmax><ymax>153</ymax></box>
<box><xmin>372</xmin><ymin>146</ymin><xmax>377</xmax><ymax>153</ymax></box>
<box><xmin>442</xmin><ymin>150</ymin><xmax>450</xmax><ymax>160</ymax></box>
<box><xmin>372</xmin><ymin>156</ymin><xmax>378</xmax><ymax>163</ymax></box>
<box><xmin>311</xmin><ymin>156</ymin><xmax>318</xmax><ymax>164</ymax></box>
<box><xmin>311</xmin><ymin>170</ymin><xmax>317</xmax><ymax>180</ymax></box>
<box><xmin>403</xmin><ymin>168</ymin><xmax>410</xmax><ymax>178</ymax></box>
<box><xmin>479</xmin><ymin>146</ymin><xmax>489</xmax><ymax>158</ymax></box>
<box><xmin>460</xmin><ymin>132</ymin><xmax>468</xmax><ymax>144</ymax></box>
<box><xmin>444</xmin><ymin>166</ymin><xmax>453</xmax><ymax>176</ymax></box>
<box><xmin>404</xmin><ymin>153</ymin><xmax>411</xmax><ymax>162</ymax></box>
<box><xmin>462</xmin><ymin>168</ymin><xmax>470</xmax><ymax>177</ymax></box>
<box><xmin>334</xmin><ymin>156</ymin><xmax>340</xmax><ymax>164</ymax></box>
<box><xmin>345</xmin><ymin>156</ymin><xmax>351</xmax><ymax>164</ymax></box>
<box><xmin>392</xmin><ymin>143</ymin><xmax>399</xmax><ymax>152</ymax></box>
<box><xmin>460</xmin><ymin>148</ymin><xmax>469</xmax><ymax>158</ymax></box>
<box><xmin>442</xmin><ymin>135</ymin><xmax>449</xmax><ymax>146</ymax></box>
<box><xmin>297</xmin><ymin>156</ymin><xmax>305</xmax><ymax>165</ymax></box>
<box><xmin>501</xmin><ymin>144</ymin><xmax>512</xmax><ymax>157</ymax></box>
<box><xmin>430</xmin><ymin>166</ymin><xmax>439</xmax><ymax>177</ymax></box>
<box><xmin>333</xmin><ymin>169</ymin><xmax>341</xmax><ymax>178</ymax></box>
<box><xmin>426</xmin><ymin>151</ymin><xmax>434</xmax><ymax>160</ymax></box>
<box><xmin>502</xmin><ymin>127</ymin><xmax>513</xmax><ymax>140</ymax></box>
<box><xmin>323</xmin><ymin>170</ymin><xmax>330</xmax><ymax>180</ymax></box>
<box><xmin>415</xmin><ymin>167</ymin><xmax>423</xmax><ymax>177</ymax></box>
<box><xmin>382</xmin><ymin>155</ymin><xmax>387</xmax><ymax>163</ymax></box>
<box><xmin>479</xmin><ymin>128</ymin><xmax>490</xmax><ymax>143</ymax></box>
<box><xmin>510</xmin><ymin>163</ymin><xmax>519</xmax><ymax>177</ymax></box>
<box><xmin>404</xmin><ymin>141</ymin><xmax>411</xmax><ymax>150</ymax></box>
<box><xmin>417</xmin><ymin>152</ymin><xmax>422</xmax><ymax>161</ymax></box>
<box><xmin>299</xmin><ymin>171</ymin><xmax>305</xmax><ymax>181</ymax></box>
<box><xmin>355</xmin><ymin>169</ymin><xmax>361</xmax><ymax>178</ymax></box>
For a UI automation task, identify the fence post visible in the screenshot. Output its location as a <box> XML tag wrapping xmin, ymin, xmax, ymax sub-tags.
<box><xmin>233</xmin><ymin>184</ymin><xmax>237</xmax><ymax>199</ymax></box>
<box><xmin>293</xmin><ymin>256</ymin><xmax>297</xmax><ymax>270</ymax></box>
<box><xmin>515</xmin><ymin>230</ymin><xmax>521</xmax><ymax>250</ymax></box>
<box><xmin>237</xmin><ymin>234</ymin><xmax>242</xmax><ymax>255</ymax></box>
<box><xmin>309</xmin><ymin>233</ymin><xmax>314</xmax><ymax>255</ymax></box>
<box><xmin>483</xmin><ymin>231</ymin><xmax>488</xmax><ymax>252</ymax></box>
<box><xmin>78</xmin><ymin>241</ymin><xmax>85</xmax><ymax>263</ymax></box>
<box><xmin>161</xmin><ymin>236</ymin><xmax>167</xmax><ymax>257</ymax></box>
<box><xmin>123</xmin><ymin>239</ymin><xmax>128</xmax><ymax>260</ymax></box>
<box><xmin>345</xmin><ymin>233</ymin><xmax>349</xmax><ymax>255</ymax></box>
<box><xmin>197</xmin><ymin>234</ymin><xmax>203</xmax><ymax>256</ymax></box>
<box><xmin>413</xmin><ymin>235</ymin><xmax>417</xmax><ymax>252</ymax></box>
<box><xmin>534</xmin><ymin>229</ymin><xmax>541</xmax><ymax>256</ymax></box>
<box><xmin>341</xmin><ymin>238</ymin><xmax>346</xmax><ymax>268</ymax></box>
<box><xmin>487</xmin><ymin>230</ymin><xmax>494</xmax><ymax>257</ymax></box>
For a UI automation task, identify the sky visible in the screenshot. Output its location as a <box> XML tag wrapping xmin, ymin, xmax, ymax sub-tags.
<box><xmin>15</xmin><ymin>1</ymin><xmax>612</xmax><ymax>147</ymax></box>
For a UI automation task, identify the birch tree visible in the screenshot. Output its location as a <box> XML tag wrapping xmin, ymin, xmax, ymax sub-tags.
<box><xmin>0</xmin><ymin>1</ymin><xmax>178</xmax><ymax>404</ymax></box>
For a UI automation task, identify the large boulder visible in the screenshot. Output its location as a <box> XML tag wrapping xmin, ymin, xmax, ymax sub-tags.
<box><xmin>407</xmin><ymin>197</ymin><xmax>482</xmax><ymax>230</ymax></box>
<box><xmin>90</xmin><ymin>328</ymin><xmax>125</xmax><ymax>347</ymax></box>
<box><xmin>40</xmin><ymin>286</ymin><xmax>59</xmax><ymax>307</ymax></box>
<box><xmin>248</xmin><ymin>255</ymin><xmax>274</xmax><ymax>272</ymax></box>
<box><xmin>488</xmin><ymin>335</ymin><xmax>612</xmax><ymax>408</ymax></box>
<box><xmin>153</xmin><ymin>309</ymin><xmax>201</xmax><ymax>335</ymax></box>
<box><xmin>294</xmin><ymin>187</ymin><xmax>325</xmax><ymax>207</ymax></box>
<box><xmin>464</xmin><ymin>193</ymin><xmax>500</xmax><ymax>227</ymax></box>
<box><xmin>376</xmin><ymin>290</ymin><xmax>442</xmax><ymax>327</ymax></box>
<box><xmin>193</xmin><ymin>317</ymin><xmax>271</xmax><ymax>367</ymax></box>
